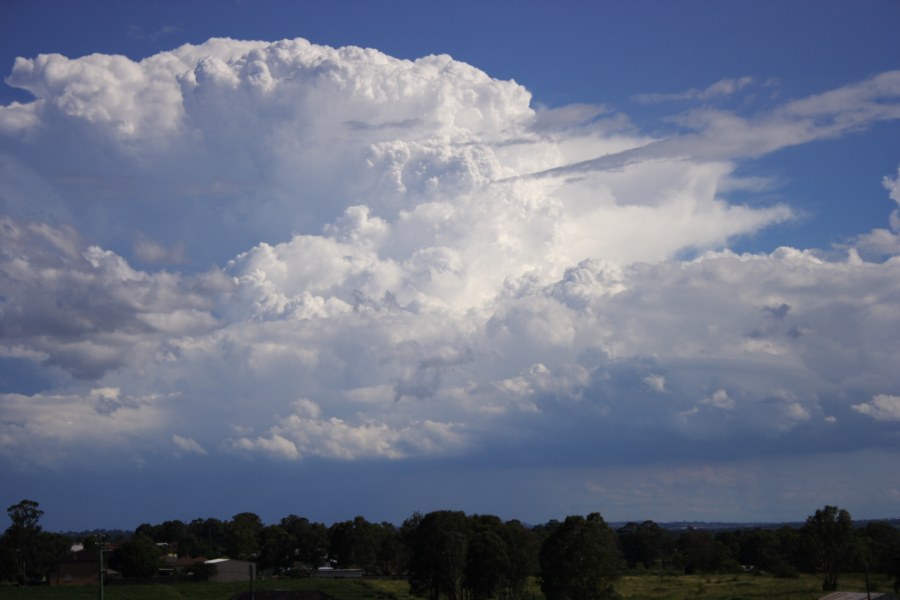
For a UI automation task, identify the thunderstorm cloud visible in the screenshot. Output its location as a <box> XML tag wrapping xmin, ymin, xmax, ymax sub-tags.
<box><xmin>2</xmin><ymin>38</ymin><xmax>899</xmax><ymax>523</ymax></box>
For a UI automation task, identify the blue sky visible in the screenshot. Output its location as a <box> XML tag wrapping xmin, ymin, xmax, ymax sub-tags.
<box><xmin>1</xmin><ymin>1</ymin><xmax>899</xmax><ymax>531</ymax></box>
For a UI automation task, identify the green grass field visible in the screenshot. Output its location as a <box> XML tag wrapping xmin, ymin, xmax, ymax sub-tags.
<box><xmin>0</xmin><ymin>572</ymin><xmax>893</xmax><ymax>600</ymax></box>
<box><xmin>615</xmin><ymin>572</ymin><xmax>884</xmax><ymax>600</ymax></box>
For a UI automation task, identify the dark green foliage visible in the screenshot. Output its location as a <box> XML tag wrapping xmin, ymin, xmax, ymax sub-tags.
<box><xmin>5</xmin><ymin>499</ymin><xmax>44</xmax><ymax>582</ymax></box>
<box><xmin>1</xmin><ymin>499</ymin><xmax>69</xmax><ymax>583</ymax></box>
<box><xmin>111</xmin><ymin>533</ymin><xmax>162</xmax><ymax>578</ymax></box>
<box><xmin>804</xmin><ymin>505</ymin><xmax>854</xmax><ymax>591</ymax></box>
<box><xmin>227</xmin><ymin>512</ymin><xmax>264</xmax><ymax>560</ymax></box>
<box><xmin>329</xmin><ymin>516</ymin><xmax>382</xmax><ymax>572</ymax></box>
<box><xmin>617</xmin><ymin>521</ymin><xmax>671</xmax><ymax>569</ymax></box>
<box><xmin>280</xmin><ymin>514</ymin><xmax>329</xmax><ymax>569</ymax></box>
<box><xmin>499</xmin><ymin>519</ymin><xmax>539</xmax><ymax>598</ymax></box>
<box><xmin>325</xmin><ymin>516</ymin><xmax>405</xmax><ymax>575</ymax></box>
<box><xmin>675</xmin><ymin>529</ymin><xmax>740</xmax><ymax>574</ymax></box>
<box><xmin>8</xmin><ymin>499</ymin><xmax>44</xmax><ymax>530</ymax></box>
<box><xmin>857</xmin><ymin>520</ymin><xmax>900</xmax><ymax>592</ymax></box>
<box><xmin>4</xmin><ymin>496</ymin><xmax>897</xmax><ymax>600</ymax></box>
<box><xmin>723</xmin><ymin>527</ymin><xmax>796</xmax><ymax>576</ymax></box>
<box><xmin>405</xmin><ymin>511</ymin><xmax>539</xmax><ymax>600</ymax></box>
<box><xmin>189</xmin><ymin>517</ymin><xmax>229</xmax><ymax>558</ymax></box>
<box><xmin>258</xmin><ymin>525</ymin><xmax>296</xmax><ymax>571</ymax></box>
<box><xmin>465</xmin><ymin>515</ymin><xmax>510</xmax><ymax>600</ymax></box>
<box><xmin>375</xmin><ymin>521</ymin><xmax>405</xmax><ymax>575</ymax></box>
<box><xmin>136</xmin><ymin>519</ymin><xmax>203</xmax><ymax>558</ymax></box>
<box><xmin>408</xmin><ymin>510</ymin><xmax>469</xmax><ymax>600</ymax></box>
<box><xmin>539</xmin><ymin>512</ymin><xmax>623</xmax><ymax>600</ymax></box>
<box><xmin>776</xmin><ymin>524</ymin><xmax>817</xmax><ymax>575</ymax></box>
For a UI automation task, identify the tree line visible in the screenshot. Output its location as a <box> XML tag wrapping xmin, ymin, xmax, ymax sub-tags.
<box><xmin>2</xmin><ymin>500</ymin><xmax>899</xmax><ymax>599</ymax></box>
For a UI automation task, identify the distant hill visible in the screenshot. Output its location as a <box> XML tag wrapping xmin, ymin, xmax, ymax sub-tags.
<box><xmin>609</xmin><ymin>518</ymin><xmax>900</xmax><ymax>531</ymax></box>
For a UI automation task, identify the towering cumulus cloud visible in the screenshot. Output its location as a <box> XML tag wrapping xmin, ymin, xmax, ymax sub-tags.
<box><xmin>1</xmin><ymin>38</ymin><xmax>899</xmax><ymax>520</ymax></box>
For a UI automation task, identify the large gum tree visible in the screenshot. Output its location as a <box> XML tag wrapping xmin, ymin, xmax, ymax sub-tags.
<box><xmin>539</xmin><ymin>512</ymin><xmax>623</xmax><ymax>600</ymax></box>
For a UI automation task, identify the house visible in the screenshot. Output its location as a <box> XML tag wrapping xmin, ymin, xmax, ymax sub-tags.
<box><xmin>49</xmin><ymin>549</ymin><xmax>119</xmax><ymax>586</ymax></box>
<box><xmin>156</xmin><ymin>554</ymin><xmax>206</xmax><ymax>577</ymax></box>
<box><xmin>204</xmin><ymin>558</ymin><xmax>256</xmax><ymax>583</ymax></box>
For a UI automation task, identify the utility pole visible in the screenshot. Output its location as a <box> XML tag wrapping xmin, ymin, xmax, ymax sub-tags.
<box><xmin>248</xmin><ymin>562</ymin><xmax>256</xmax><ymax>600</ymax></box>
<box><xmin>97</xmin><ymin>536</ymin><xmax>105</xmax><ymax>600</ymax></box>
<box><xmin>865</xmin><ymin>561</ymin><xmax>871</xmax><ymax>600</ymax></box>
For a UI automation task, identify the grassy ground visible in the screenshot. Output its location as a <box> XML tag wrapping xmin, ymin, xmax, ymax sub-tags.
<box><xmin>0</xmin><ymin>577</ymin><xmax>397</xmax><ymax>600</ymax></box>
<box><xmin>1</xmin><ymin>572</ymin><xmax>893</xmax><ymax>600</ymax></box>
<box><xmin>615</xmin><ymin>572</ymin><xmax>894</xmax><ymax>600</ymax></box>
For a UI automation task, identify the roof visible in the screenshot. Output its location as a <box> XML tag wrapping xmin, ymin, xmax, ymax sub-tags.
<box><xmin>205</xmin><ymin>557</ymin><xmax>255</xmax><ymax>565</ymax></box>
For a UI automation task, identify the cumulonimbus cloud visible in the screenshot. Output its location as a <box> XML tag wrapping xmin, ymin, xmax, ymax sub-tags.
<box><xmin>1</xmin><ymin>38</ymin><xmax>899</xmax><ymax>475</ymax></box>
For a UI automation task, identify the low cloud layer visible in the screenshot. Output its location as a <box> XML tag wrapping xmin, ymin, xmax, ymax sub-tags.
<box><xmin>2</xmin><ymin>38</ymin><xmax>899</xmax><ymax>522</ymax></box>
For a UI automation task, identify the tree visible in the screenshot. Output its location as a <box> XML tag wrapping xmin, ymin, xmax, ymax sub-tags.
<box><xmin>279</xmin><ymin>515</ymin><xmax>328</xmax><ymax>569</ymax></box>
<box><xmin>258</xmin><ymin>525</ymin><xmax>295</xmax><ymax>572</ymax></box>
<box><xmin>777</xmin><ymin>524</ymin><xmax>817</xmax><ymax>575</ymax></box>
<box><xmin>227</xmin><ymin>512</ymin><xmax>263</xmax><ymax>559</ymax></box>
<box><xmin>4</xmin><ymin>499</ymin><xmax>45</xmax><ymax>583</ymax></box>
<box><xmin>111</xmin><ymin>534</ymin><xmax>161</xmax><ymax>578</ymax></box>
<box><xmin>375</xmin><ymin>522</ymin><xmax>404</xmax><ymax>576</ymax></box>
<box><xmin>399</xmin><ymin>511</ymin><xmax>424</xmax><ymax>575</ymax></box>
<box><xmin>7</xmin><ymin>500</ymin><xmax>43</xmax><ymax>531</ymax></box>
<box><xmin>0</xmin><ymin>502</ymin><xmax>69</xmax><ymax>585</ymax></box>
<box><xmin>675</xmin><ymin>529</ymin><xmax>739</xmax><ymax>574</ymax></box>
<box><xmin>0</xmin><ymin>540</ymin><xmax>17</xmax><ymax>583</ymax></box>
<box><xmin>189</xmin><ymin>517</ymin><xmax>228</xmax><ymax>558</ymax></box>
<box><xmin>408</xmin><ymin>511</ymin><xmax>469</xmax><ymax>600</ymax></box>
<box><xmin>618</xmin><ymin>521</ymin><xmax>670</xmax><ymax>570</ymax></box>
<box><xmin>35</xmin><ymin>532</ymin><xmax>71</xmax><ymax>581</ymax></box>
<box><xmin>328</xmin><ymin>516</ymin><xmax>380</xmax><ymax>572</ymax></box>
<box><xmin>857</xmin><ymin>521</ymin><xmax>900</xmax><ymax>592</ymax></box>
<box><xmin>804</xmin><ymin>505</ymin><xmax>854</xmax><ymax>591</ymax></box>
<box><xmin>539</xmin><ymin>513</ymin><xmax>623</xmax><ymax>600</ymax></box>
<box><xmin>732</xmin><ymin>527</ymin><xmax>793</xmax><ymax>576</ymax></box>
<box><xmin>500</xmin><ymin>519</ymin><xmax>540</xmax><ymax>599</ymax></box>
<box><xmin>465</xmin><ymin>515</ymin><xmax>510</xmax><ymax>600</ymax></box>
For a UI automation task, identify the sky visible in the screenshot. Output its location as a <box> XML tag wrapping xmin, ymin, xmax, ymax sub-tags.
<box><xmin>1</xmin><ymin>0</ymin><xmax>899</xmax><ymax>532</ymax></box>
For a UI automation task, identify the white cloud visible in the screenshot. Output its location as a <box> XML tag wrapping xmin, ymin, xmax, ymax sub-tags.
<box><xmin>0</xmin><ymin>388</ymin><xmax>168</xmax><ymax>467</ymax></box>
<box><xmin>0</xmin><ymin>38</ymin><xmax>800</xmax><ymax>273</ymax></box>
<box><xmin>231</xmin><ymin>398</ymin><xmax>468</xmax><ymax>461</ymax></box>
<box><xmin>244</xmin><ymin>434</ymin><xmax>300</xmax><ymax>460</ymax></box>
<box><xmin>0</xmin><ymin>215</ymin><xmax>228</xmax><ymax>379</ymax></box>
<box><xmin>853</xmin><ymin>394</ymin><xmax>900</xmax><ymax>422</ymax></box>
<box><xmin>643</xmin><ymin>375</ymin><xmax>667</xmax><ymax>393</ymax></box>
<box><xmin>633</xmin><ymin>76</ymin><xmax>756</xmax><ymax>103</ymax></box>
<box><xmin>703</xmin><ymin>389</ymin><xmax>735</xmax><ymax>410</ymax></box>
<box><xmin>172</xmin><ymin>434</ymin><xmax>208</xmax><ymax>456</ymax></box>
<box><xmin>854</xmin><ymin>166</ymin><xmax>900</xmax><ymax>257</ymax></box>
<box><xmin>553</xmin><ymin>71</ymin><xmax>900</xmax><ymax>179</ymax></box>
<box><xmin>885</xmin><ymin>167</ymin><xmax>900</xmax><ymax>206</ymax></box>
<box><xmin>133</xmin><ymin>234</ymin><xmax>186</xmax><ymax>265</ymax></box>
<box><xmin>2</xmin><ymin>38</ymin><xmax>900</xmax><ymax>476</ymax></box>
